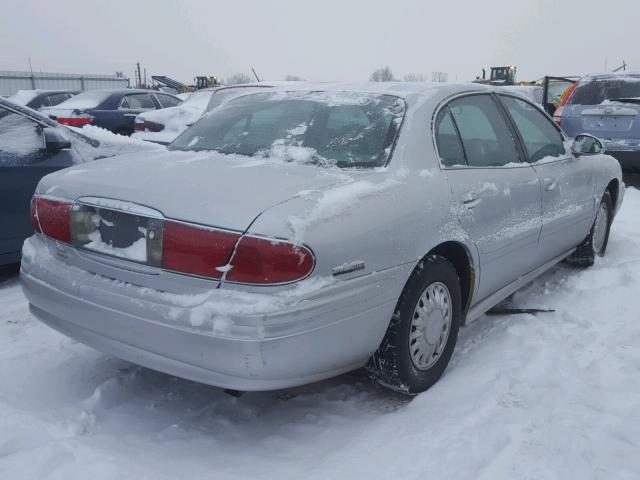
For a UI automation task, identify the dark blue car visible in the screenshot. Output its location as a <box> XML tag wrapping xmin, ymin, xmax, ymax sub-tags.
<box><xmin>41</xmin><ymin>89</ymin><xmax>182</xmax><ymax>136</ymax></box>
<box><xmin>0</xmin><ymin>97</ymin><xmax>163</xmax><ymax>266</ymax></box>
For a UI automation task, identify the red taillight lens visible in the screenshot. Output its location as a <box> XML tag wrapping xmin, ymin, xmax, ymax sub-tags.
<box><xmin>134</xmin><ymin>119</ymin><xmax>164</xmax><ymax>132</ymax></box>
<box><xmin>31</xmin><ymin>196</ymin><xmax>72</xmax><ymax>243</ymax></box>
<box><xmin>227</xmin><ymin>236</ymin><xmax>314</xmax><ymax>284</ymax></box>
<box><xmin>57</xmin><ymin>116</ymin><xmax>93</xmax><ymax>127</ymax></box>
<box><xmin>161</xmin><ymin>220</ymin><xmax>315</xmax><ymax>284</ymax></box>
<box><xmin>162</xmin><ymin>221</ymin><xmax>239</xmax><ymax>279</ymax></box>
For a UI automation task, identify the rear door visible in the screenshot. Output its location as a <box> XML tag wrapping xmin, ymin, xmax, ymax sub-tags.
<box><xmin>498</xmin><ymin>94</ymin><xmax>594</xmax><ymax>261</ymax></box>
<box><xmin>436</xmin><ymin>93</ymin><xmax>542</xmax><ymax>302</ymax></box>
<box><xmin>0</xmin><ymin>107</ymin><xmax>74</xmax><ymax>260</ymax></box>
<box><xmin>118</xmin><ymin>93</ymin><xmax>157</xmax><ymax>134</ymax></box>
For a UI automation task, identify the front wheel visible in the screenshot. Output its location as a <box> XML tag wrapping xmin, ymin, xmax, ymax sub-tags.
<box><xmin>565</xmin><ymin>190</ymin><xmax>612</xmax><ymax>268</ymax></box>
<box><xmin>367</xmin><ymin>255</ymin><xmax>462</xmax><ymax>395</ymax></box>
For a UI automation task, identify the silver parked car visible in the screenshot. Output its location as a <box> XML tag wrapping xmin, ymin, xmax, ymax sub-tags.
<box><xmin>20</xmin><ymin>83</ymin><xmax>623</xmax><ymax>394</ymax></box>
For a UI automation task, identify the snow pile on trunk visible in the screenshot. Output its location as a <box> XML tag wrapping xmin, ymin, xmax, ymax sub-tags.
<box><xmin>1</xmin><ymin>189</ymin><xmax>640</xmax><ymax>479</ymax></box>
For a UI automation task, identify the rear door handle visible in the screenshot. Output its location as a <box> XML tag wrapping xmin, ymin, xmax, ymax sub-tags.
<box><xmin>123</xmin><ymin>113</ymin><xmax>138</xmax><ymax>118</ymax></box>
<box><xmin>543</xmin><ymin>177</ymin><xmax>557</xmax><ymax>191</ymax></box>
<box><xmin>461</xmin><ymin>191</ymin><xmax>481</xmax><ymax>208</ymax></box>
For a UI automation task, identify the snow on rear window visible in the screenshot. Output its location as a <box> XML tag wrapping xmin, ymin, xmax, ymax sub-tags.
<box><xmin>171</xmin><ymin>91</ymin><xmax>406</xmax><ymax>168</ymax></box>
<box><xmin>569</xmin><ymin>75</ymin><xmax>640</xmax><ymax>105</ymax></box>
<box><xmin>56</xmin><ymin>91</ymin><xmax>111</xmax><ymax>109</ymax></box>
<box><xmin>7</xmin><ymin>90</ymin><xmax>40</xmax><ymax>106</ymax></box>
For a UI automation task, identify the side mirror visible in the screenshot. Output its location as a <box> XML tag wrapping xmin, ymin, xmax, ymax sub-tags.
<box><xmin>42</xmin><ymin>127</ymin><xmax>71</xmax><ymax>152</ymax></box>
<box><xmin>571</xmin><ymin>134</ymin><xmax>604</xmax><ymax>156</ymax></box>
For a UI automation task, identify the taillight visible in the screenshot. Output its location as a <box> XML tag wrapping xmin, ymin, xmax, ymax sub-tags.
<box><xmin>31</xmin><ymin>196</ymin><xmax>72</xmax><ymax>243</ymax></box>
<box><xmin>134</xmin><ymin>119</ymin><xmax>164</xmax><ymax>132</ymax></box>
<box><xmin>553</xmin><ymin>82</ymin><xmax>578</xmax><ymax>127</ymax></box>
<box><xmin>227</xmin><ymin>236</ymin><xmax>314</xmax><ymax>284</ymax></box>
<box><xmin>56</xmin><ymin>115</ymin><xmax>93</xmax><ymax>127</ymax></box>
<box><xmin>161</xmin><ymin>220</ymin><xmax>314</xmax><ymax>284</ymax></box>
<box><xmin>162</xmin><ymin>221</ymin><xmax>239</xmax><ymax>279</ymax></box>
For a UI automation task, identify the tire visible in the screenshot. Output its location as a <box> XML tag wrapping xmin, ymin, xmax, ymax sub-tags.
<box><xmin>367</xmin><ymin>255</ymin><xmax>462</xmax><ymax>395</ymax></box>
<box><xmin>565</xmin><ymin>190</ymin><xmax>612</xmax><ymax>268</ymax></box>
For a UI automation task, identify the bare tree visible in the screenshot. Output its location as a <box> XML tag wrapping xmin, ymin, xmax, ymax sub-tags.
<box><xmin>370</xmin><ymin>66</ymin><xmax>395</xmax><ymax>82</ymax></box>
<box><xmin>284</xmin><ymin>74</ymin><xmax>303</xmax><ymax>81</ymax></box>
<box><xmin>431</xmin><ymin>71</ymin><xmax>449</xmax><ymax>83</ymax></box>
<box><xmin>225</xmin><ymin>73</ymin><xmax>253</xmax><ymax>85</ymax></box>
<box><xmin>403</xmin><ymin>73</ymin><xmax>427</xmax><ymax>82</ymax></box>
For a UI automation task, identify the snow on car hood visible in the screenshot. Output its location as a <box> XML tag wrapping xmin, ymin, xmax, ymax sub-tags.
<box><xmin>36</xmin><ymin>150</ymin><xmax>351</xmax><ymax>232</ymax></box>
<box><xmin>135</xmin><ymin>103</ymin><xmax>205</xmax><ymax>132</ymax></box>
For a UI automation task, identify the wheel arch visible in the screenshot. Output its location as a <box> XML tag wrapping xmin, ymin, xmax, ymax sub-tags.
<box><xmin>605</xmin><ymin>178</ymin><xmax>619</xmax><ymax>211</ymax></box>
<box><xmin>423</xmin><ymin>241</ymin><xmax>476</xmax><ymax>320</ymax></box>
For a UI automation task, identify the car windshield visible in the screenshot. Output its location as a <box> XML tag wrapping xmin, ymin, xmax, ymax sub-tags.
<box><xmin>182</xmin><ymin>90</ymin><xmax>214</xmax><ymax>108</ymax></box>
<box><xmin>569</xmin><ymin>76</ymin><xmax>640</xmax><ymax>105</ymax></box>
<box><xmin>56</xmin><ymin>91</ymin><xmax>111</xmax><ymax>109</ymax></box>
<box><xmin>170</xmin><ymin>91</ymin><xmax>405</xmax><ymax>168</ymax></box>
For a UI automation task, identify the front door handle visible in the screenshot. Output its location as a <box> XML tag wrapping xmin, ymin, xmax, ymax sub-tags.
<box><xmin>543</xmin><ymin>177</ymin><xmax>557</xmax><ymax>191</ymax></box>
<box><xmin>461</xmin><ymin>191</ymin><xmax>481</xmax><ymax>208</ymax></box>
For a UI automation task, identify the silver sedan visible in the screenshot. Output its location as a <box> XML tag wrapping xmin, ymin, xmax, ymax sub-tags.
<box><xmin>20</xmin><ymin>83</ymin><xmax>623</xmax><ymax>394</ymax></box>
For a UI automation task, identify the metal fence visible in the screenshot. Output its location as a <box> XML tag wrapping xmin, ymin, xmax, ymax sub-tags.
<box><xmin>0</xmin><ymin>70</ymin><xmax>130</xmax><ymax>96</ymax></box>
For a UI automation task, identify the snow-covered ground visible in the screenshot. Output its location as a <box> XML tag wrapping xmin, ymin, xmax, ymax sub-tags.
<box><xmin>2</xmin><ymin>189</ymin><xmax>640</xmax><ymax>480</ymax></box>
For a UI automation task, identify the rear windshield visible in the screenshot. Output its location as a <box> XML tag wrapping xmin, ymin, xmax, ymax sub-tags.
<box><xmin>205</xmin><ymin>86</ymin><xmax>272</xmax><ymax>112</ymax></box>
<box><xmin>569</xmin><ymin>76</ymin><xmax>640</xmax><ymax>105</ymax></box>
<box><xmin>7</xmin><ymin>90</ymin><xmax>39</xmax><ymax>106</ymax></box>
<box><xmin>56</xmin><ymin>91</ymin><xmax>111</xmax><ymax>109</ymax></box>
<box><xmin>170</xmin><ymin>91</ymin><xmax>405</xmax><ymax>168</ymax></box>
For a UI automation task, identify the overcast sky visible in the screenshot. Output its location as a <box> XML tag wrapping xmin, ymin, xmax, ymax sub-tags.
<box><xmin>2</xmin><ymin>0</ymin><xmax>638</xmax><ymax>85</ymax></box>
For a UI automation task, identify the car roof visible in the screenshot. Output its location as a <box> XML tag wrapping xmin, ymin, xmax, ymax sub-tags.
<box><xmin>580</xmin><ymin>72</ymin><xmax>640</xmax><ymax>82</ymax></box>
<box><xmin>235</xmin><ymin>81</ymin><xmax>495</xmax><ymax>108</ymax></box>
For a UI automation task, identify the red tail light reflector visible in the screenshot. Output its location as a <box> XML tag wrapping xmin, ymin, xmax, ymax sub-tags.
<box><xmin>161</xmin><ymin>220</ymin><xmax>315</xmax><ymax>284</ymax></box>
<box><xmin>226</xmin><ymin>236</ymin><xmax>314</xmax><ymax>284</ymax></box>
<box><xmin>31</xmin><ymin>196</ymin><xmax>72</xmax><ymax>243</ymax></box>
<box><xmin>57</xmin><ymin>116</ymin><xmax>93</xmax><ymax>127</ymax></box>
<box><xmin>162</xmin><ymin>221</ymin><xmax>239</xmax><ymax>279</ymax></box>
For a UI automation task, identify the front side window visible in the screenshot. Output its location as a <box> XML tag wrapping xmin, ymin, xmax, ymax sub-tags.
<box><xmin>447</xmin><ymin>94</ymin><xmax>521</xmax><ymax>167</ymax></box>
<box><xmin>123</xmin><ymin>94</ymin><xmax>156</xmax><ymax>110</ymax></box>
<box><xmin>171</xmin><ymin>91</ymin><xmax>405</xmax><ymax>168</ymax></box>
<box><xmin>500</xmin><ymin>95</ymin><xmax>565</xmax><ymax>163</ymax></box>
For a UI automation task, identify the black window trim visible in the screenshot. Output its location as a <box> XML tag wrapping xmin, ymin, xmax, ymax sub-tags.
<box><xmin>432</xmin><ymin>91</ymin><xmax>528</xmax><ymax>170</ymax></box>
<box><xmin>494</xmin><ymin>92</ymin><xmax>570</xmax><ymax>165</ymax></box>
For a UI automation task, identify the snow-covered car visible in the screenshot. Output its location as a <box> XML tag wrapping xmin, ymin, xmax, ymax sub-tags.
<box><xmin>132</xmin><ymin>88</ymin><xmax>221</xmax><ymax>145</ymax></box>
<box><xmin>7</xmin><ymin>89</ymin><xmax>79</xmax><ymax>110</ymax></box>
<box><xmin>554</xmin><ymin>72</ymin><xmax>640</xmax><ymax>171</ymax></box>
<box><xmin>21</xmin><ymin>83</ymin><xmax>623</xmax><ymax>394</ymax></box>
<box><xmin>132</xmin><ymin>83</ymin><xmax>293</xmax><ymax>145</ymax></box>
<box><xmin>0</xmin><ymin>97</ymin><xmax>163</xmax><ymax>266</ymax></box>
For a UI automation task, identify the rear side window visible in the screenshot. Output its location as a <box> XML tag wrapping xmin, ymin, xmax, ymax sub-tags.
<box><xmin>447</xmin><ymin>94</ymin><xmax>520</xmax><ymax>167</ymax></box>
<box><xmin>45</xmin><ymin>93</ymin><xmax>72</xmax><ymax>107</ymax></box>
<box><xmin>500</xmin><ymin>95</ymin><xmax>565</xmax><ymax>163</ymax></box>
<box><xmin>569</xmin><ymin>76</ymin><xmax>640</xmax><ymax>105</ymax></box>
<box><xmin>435</xmin><ymin>107</ymin><xmax>465</xmax><ymax>166</ymax></box>
<box><xmin>156</xmin><ymin>94</ymin><xmax>181</xmax><ymax>108</ymax></box>
<box><xmin>122</xmin><ymin>94</ymin><xmax>156</xmax><ymax>110</ymax></box>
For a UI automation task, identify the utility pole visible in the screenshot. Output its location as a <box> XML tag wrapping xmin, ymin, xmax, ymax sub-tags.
<box><xmin>136</xmin><ymin>62</ymin><xmax>142</xmax><ymax>88</ymax></box>
<box><xmin>143</xmin><ymin>68</ymin><xmax>147</xmax><ymax>88</ymax></box>
<box><xmin>28</xmin><ymin>57</ymin><xmax>35</xmax><ymax>89</ymax></box>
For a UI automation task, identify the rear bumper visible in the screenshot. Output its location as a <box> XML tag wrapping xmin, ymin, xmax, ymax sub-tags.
<box><xmin>20</xmin><ymin>236</ymin><xmax>408</xmax><ymax>390</ymax></box>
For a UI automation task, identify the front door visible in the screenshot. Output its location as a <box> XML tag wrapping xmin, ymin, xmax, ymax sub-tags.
<box><xmin>498</xmin><ymin>94</ymin><xmax>595</xmax><ymax>262</ymax></box>
<box><xmin>435</xmin><ymin>93</ymin><xmax>542</xmax><ymax>302</ymax></box>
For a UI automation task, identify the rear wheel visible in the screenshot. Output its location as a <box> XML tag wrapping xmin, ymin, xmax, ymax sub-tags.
<box><xmin>367</xmin><ymin>255</ymin><xmax>462</xmax><ymax>395</ymax></box>
<box><xmin>565</xmin><ymin>190</ymin><xmax>612</xmax><ymax>268</ymax></box>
